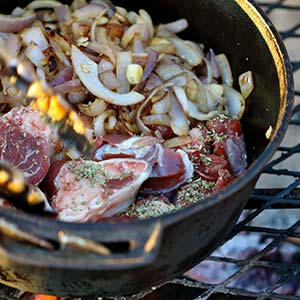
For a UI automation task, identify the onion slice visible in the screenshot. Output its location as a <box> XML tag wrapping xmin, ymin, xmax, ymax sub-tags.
<box><xmin>164</xmin><ymin>19</ymin><xmax>188</xmax><ymax>34</ymax></box>
<box><xmin>71</xmin><ymin>45</ymin><xmax>145</xmax><ymax>106</ymax></box>
<box><xmin>0</xmin><ymin>11</ymin><xmax>36</xmax><ymax>33</ymax></box>
<box><xmin>239</xmin><ymin>71</ymin><xmax>254</xmax><ymax>99</ymax></box>
<box><xmin>169</xmin><ymin>92</ymin><xmax>190</xmax><ymax>136</ymax></box>
<box><xmin>26</xmin><ymin>0</ymin><xmax>62</xmax><ymax>9</ymax></box>
<box><xmin>223</xmin><ymin>85</ymin><xmax>245</xmax><ymax>119</ymax></box>
<box><xmin>215</xmin><ymin>54</ymin><xmax>233</xmax><ymax>87</ymax></box>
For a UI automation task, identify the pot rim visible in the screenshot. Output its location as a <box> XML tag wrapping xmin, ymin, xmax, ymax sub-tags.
<box><xmin>0</xmin><ymin>0</ymin><xmax>295</xmax><ymax>233</ymax></box>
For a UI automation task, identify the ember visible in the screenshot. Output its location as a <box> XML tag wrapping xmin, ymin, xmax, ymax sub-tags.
<box><xmin>34</xmin><ymin>295</ymin><xmax>58</xmax><ymax>300</ymax></box>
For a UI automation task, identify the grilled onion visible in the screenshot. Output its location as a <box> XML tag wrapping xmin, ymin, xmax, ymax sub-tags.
<box><xmin>72</xmin><ymin>45</ymin><xmax>145</xmax><ymax>106</ymax></box>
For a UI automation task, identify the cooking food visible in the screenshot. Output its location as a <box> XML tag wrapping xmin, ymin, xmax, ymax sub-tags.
<box><xmin>0</xmin><ymin>0</ymin><xmax>253</xmax><ymax>222</ymax></box>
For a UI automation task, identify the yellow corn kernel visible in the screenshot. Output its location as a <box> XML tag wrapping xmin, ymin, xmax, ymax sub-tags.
<box><xmin>126</xmin><ymin>64</ymin><xmax>143</xmax><ymax>85</ymax></box>
<box><xmin>0</xmin><ymin>170</ymin><xmax>10</xmax><ymax>185</ymax></box>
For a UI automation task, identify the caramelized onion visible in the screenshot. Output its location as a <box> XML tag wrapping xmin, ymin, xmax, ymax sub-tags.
<box><xmin>239</xmin><ymin>70</ymin><xmax>254</xmax><ymax>99</ymax></box>
<box><xmin>164</xmin><ymin>19</ymin><xmax>188</xmax><ymax>34</ymax></box>
<box><xmin>0</xmin><ymin>11</ymin><xmax>36</xmax><ymax>33</ymax></box>
<box><xmin>215</xmin><ymin>54</ymin><xmax>233</xmax><ymax>87</ymax></box>
<box><xmin>72</xmin><ymin>45</ymin><xmax>145</xmax><ymax>106</ymax></box>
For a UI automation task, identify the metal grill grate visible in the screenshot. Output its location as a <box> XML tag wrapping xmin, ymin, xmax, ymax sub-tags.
<box><xmin>1</xmin><ymin>0</ymin><xmax>300</xmax><ymax>299</ymax></box>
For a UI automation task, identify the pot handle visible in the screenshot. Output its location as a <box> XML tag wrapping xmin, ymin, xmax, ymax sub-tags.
<box><xmin>58</xmin><ymin>221</ymin><xmax>164</xmax><ymax>268</ymax></box>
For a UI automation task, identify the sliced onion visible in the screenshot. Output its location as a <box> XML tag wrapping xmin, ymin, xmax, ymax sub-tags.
<box><xmin>133</xmin><ymin>38</ymin><xmax>145</xmax><ymax>53</ymax></box>
<box><xmin>116</xmin><ymin>51</ymin><xmax>132</xmax><ymax>93</ymax></box>
<box><xmin>100</xmin><ymin>70</ymin><xmax>120</xmax><ymax>90</ymax></box>
<box><xmin>207</xmin><ymin>48</ymin><xmax>220</xmax><ymax>78</ymax></box>
<box><xmin>54</xmin><ymin>4</ymin><xmax>69</xmax><ymax>22</ymax></box>
<box><xmin>215</xmin><ymin>53</ymin><xmax>233</xmax><ymax>87</ymax></box>
<box><xmin>150</xmin><ymin>43</ymin><xmax>175</xmax><ymax>55</ymax></box>
<box><xmin>173</xmin><ymin>85</ymin><xmax>189</xmax><ymax>113</ymax></box>
<box><xmin>78</xmin><ymin>98</ymin><xmax>108</xmax><ymax>117</ymax></box>
<box><xmin>21</xmin><ymin>26</ymin><xmax>49</xmax><ymax>51</ymax></box>
<box><xmin>94</xmin><ymin>26</ymin><xmax>108</xmax><ymax>44</ymax></box>
<box><xmin>36</xmin><ymin>67</ymin><xmax>46</xmax><ymax>82</ymax></box>
<box><xmin>0</xmin><ymin>11</ymin><xmax>36</xmax><ymax>33</ymax></box>
<box><xmin>107</xmin><ymin>115</ymin><xmax>117</xmax><ymax>131</ymax></box>
<box><xmin>170</xmin><ymin>38</ymin><xmax>203</xmax><ymax>66</ymax></box>
<box><xmin>134</xmin><ymin>49</ymin><xmax>158</xmax><ymax>91</ymax></box>
<box><xmin>164</xmin><ymin>19</ymin><xmax>188</xmax><ymax>34</ymax></box>
<box><xmin>73</xmin><ymin>4</ymin><xmax>105</xmax><ymax>21</ymax></box>
<box><xmin>142</xmin><ymin>114</ymin><xmax>171</xmax><ymax>126</ymax></box>
<box><xmin>141</xmin><ymin>49</ymin><xmax>158</xmax><ymax>81</ymax></box>
<box><xmin>188</xmin><ymin>100</ymin><xmax>221</xmax><ymax>121</ymax></box>
<box><xmin>155</xmin><ymin>24</ymin><xmax>175</xmax><ymax>39</ymax></box>
<box><xmin>94</xmin><ymin>109</ymin><xmax>116</xmax><ymax>137</ymax></box>
<box><xmin>90</xmin><ymin>8</ymin><xmax>108</xmax><ymax>42</ymax></box>
<box><xmin>25</xmin><ymin>44</ymin><xmax>46</xmax><ymax>67</ymax></box>
<box><xmin>223</xmin><ymin>85</ymin><xmax>245</xmax><ymax>119</ymax></box>
<box><xmin>139</xmin><ymin>9</ymin><xmax>154</xmax><ymax>40</ymax></box>
<box><xmin>72</xmin><ymin>45</ymin><xmax>145</xmax><ymax>106</ymax></box>
<box><xmin>169</xmin><ymin>92</ymin><xmax>190</xmax><ymax>136</ymax></box>
<box><xmin>49</xmin><ymin>66</ymin><xmax>73</xmax><ymax>87</ymax></box>
<box><xmin>98</xmin><ymin>58</ymin><xmax>114</xmax><ymax>74</ymax></box>
<box><xmin>167</xmin><ymin>73</ymin><xmax>187</xmax><ymax>87</ymax></box>
<box><xmin>88</xmin><ymin>41</ymin><xmax>116</xmax><ymax>65</ymax></box>
<box><xmin>54</xmin><ymin>79</ymin><xmax>82</xmax><ymax>94</ymax></box>
<box><xmin>49</xmin><ymin>38</ymin><xmax>70</xmax><ymax>66</ymax></box>
<box><xmin>132</xmin><ymin>53</ymin><xmax>148</xmax><ymax>67</ymax></box>
<box><xmin>137</xmin><ymin>83</ymin><xmax>174</xmax><ymax>133</ymax></box>
<box><xmin>155</xmin><ymin>63</ymin><xmax>183</xmax><ymax>81</ymax></box>
<box><xmin>51</xmin><ymin>32</ymin><xmax>71</xmax><ymax>56</ymax></box>
<box><xmin>121</xmin><ymin>24</ymin><xmax>144</xmax><ymax>48</ymax></box>
<box><xmin>90</xmin><ymin>0</ymin><xmax>116</xmax><ymax>18</ymax></box>
<box><xmin>239</xmin><ymin>71</ymin><xmax>254</xmax><ymax>99</ymax></box>
<box><xmin>107</xmin><ymin>22</ymin><xmax>124</xmax><ymax>39</ymax></box>
<box><xmin>127</xmin><ymin>11</ymin><xmax>138</xmax><ymax>24</ymax></box>
<box><xmin>27</xmin><ymin>0</ymin><xmax>62</xmax><ymax>9</ymax></box>
<box><xmin>201</xmin><ymin>57</ymin><xmax>213</xmax><ymax>84</ymax></box>
<box><xmin>151</xmin><ymin>94</ymin><xmax>171</xmax><ymax>114</ymax></box>
<box><xmin>144</xmin><ymin>74</ymin><xmax>163</xmax><ymax>92</ymax></box>
<box><xmin>67</xmin><ymin>91</ymin><xmax>86</xmax><ymax>104</ymax></box>
<box><xmin>163</xmin><ymin>135</ymin><xmax>192</xmax><ymax>148</ymax></box>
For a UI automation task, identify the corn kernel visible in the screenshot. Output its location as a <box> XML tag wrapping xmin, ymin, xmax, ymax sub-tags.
<box><xmin>126</xmin><ymin>64</ymin><xmax>143</xmax><ymax>85</ymax></box>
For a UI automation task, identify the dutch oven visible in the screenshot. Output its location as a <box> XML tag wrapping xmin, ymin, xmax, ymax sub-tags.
<box><xmin>0</xmin><ymin>0</ymin><xmax>294</xmax><ymax>297</ymax></box>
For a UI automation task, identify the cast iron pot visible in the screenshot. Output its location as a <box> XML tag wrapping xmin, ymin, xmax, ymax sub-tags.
<box><xmin>0</xmin><ymin>0</ymin><xmax>294</xmax><ymax>297</ymax></box>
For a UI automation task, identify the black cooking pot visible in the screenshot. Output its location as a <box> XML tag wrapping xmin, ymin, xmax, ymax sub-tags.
<box><xmin>0</xmin><ymin>0</ymin><xmax>294</xmax><ymax>297</ymax></box>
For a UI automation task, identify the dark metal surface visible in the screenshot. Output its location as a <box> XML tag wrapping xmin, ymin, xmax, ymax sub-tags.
<box><xmin>0</xmin><ymin>0</ymin><xmax>296</xmax><ymax>298</ymax></box>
